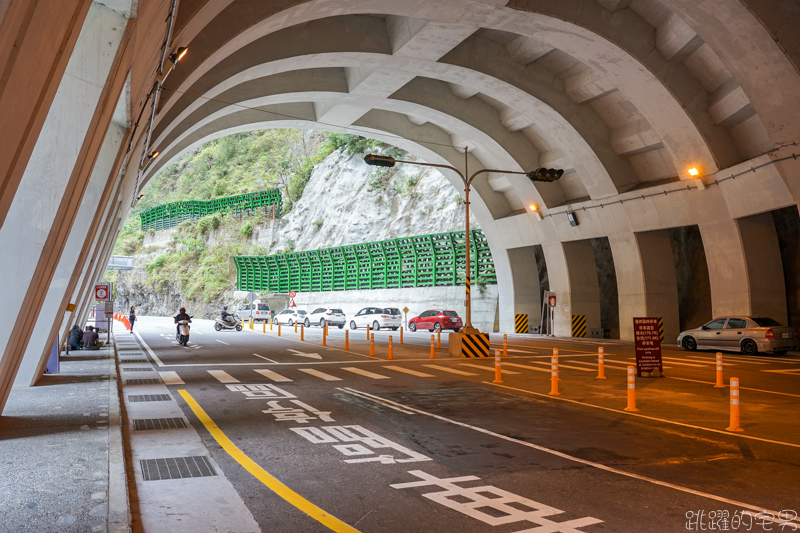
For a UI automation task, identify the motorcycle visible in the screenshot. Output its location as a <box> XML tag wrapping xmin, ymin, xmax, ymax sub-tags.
<box><xmin>214</xmin><ymin>313</ymin><xmax>243</xmax><ymax>332</ymax></box>
<box><xmin>176</xmin><ymin>318</ymin><xmax>192</xmax><ymax>345</ymax></box>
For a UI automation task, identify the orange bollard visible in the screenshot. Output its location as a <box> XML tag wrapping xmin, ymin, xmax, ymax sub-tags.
<box><xmin>388</xmin><ymin>335</ymin><xmax>394</xmax><ymax>360</ymax></box>
<box><xmin>597</xmin><ymin>346</ymin><xmax>607</xmax><ymax>379</ymax></box>
<box><xmin>503</xmin><ymin>334</ymin><xmax>508</xmax><ymax>357</ymax></box>
<box><xmin>726</xmin><ymin>378</ymin><xmax>744</xmax><ymax>432</ymax></box>
<box><xmin>262</xmin><ymin>321</ymin><xmax>266</xmax><ymax>333</ymax></box>
<box><xmin>625</xmin><ymin>366</ymin><xmax>639</xmax><ymax>412</ymax></box>
<box><xmin>294</xmin><ymin>321</ymin><xmax>298</xmax><ymax>333</ymax></box>
<box><xmin>400</xmin><ymin>326</ymin><xmax>403</xmax><ymax>344</ymax></box>
<box><xmin>367</xmin><ymin>324</ymin><xmax>370</xmax><ymax>340</ymax></box>
<box><xmin>714</xmin><ymin>352</ymin><xmax>724</xmax><ymax>388</ymax></box>
<box><xmin>437</xmin><ymin>330</ymin><xmax>441</xmax><ymax>348</ymax></box>
<box><xmin>370</xmin><ymin>333</ymin><xmax>375</xmax><ymax>356</ymax></box>
<box><xmin>301</xmin><ymin>324</ymin><xmax>304</xmax><ymax>341</ymax></box>
<box><xmin>493</xmin><ymin>349</ymin><xmax>504</xmax><ymax>383</ymax></box>
<box><xmin>345</xmin><ymin>330</ymin><xmax>349</xmax><ymax>351</ymax></box>
<box><xmin>430</xmin><ymin>335</ymin><xmax>436</xmax><ymax>359</ymax></box>
<box><xmin>549</xmin><ymin>349</ymin><xmax>560</xmax><ymax>396</ymax></box>
<box><xmin>322</xmin><ymin>327</ymin><xmax>327</xmax><ymax>347</ymax></box>
<box><xmin>242</xmin><ymin>318</ymin><xmax>246</xmax><ymax>329</ymax></box>
<box><xmin>270</xmin><ymin>320</ymin><xmax>273</xmax><ymax>331</ymax></box>
<box><xmin>278</xmin><ymin>323</ymin><xmax>281</xmax><ymax>337</ymax></box>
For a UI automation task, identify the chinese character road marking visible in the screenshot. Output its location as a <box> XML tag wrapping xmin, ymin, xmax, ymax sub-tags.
<box><xmin>391</xmin><ymin>470</ymin><xmax>602</xmax><ymax>532</ymax></box>
<box><xmin>225</xmin><ymin>383</ymin><xmax>295</xmax><ymax>399</ymax></box>
<box><xmin>254</xmin><ymin>369</ymin><xmax>293</xmax><ymax>382</ymax></box>
<box><xmin>262</xmin><ymin>400</ymin><xmax>334</xmax><ymax>424</ymax></box>
<box><xmin>290</xmin><ymin>425</ymin><xmax>431</xmax><ymax>464</ymax></box>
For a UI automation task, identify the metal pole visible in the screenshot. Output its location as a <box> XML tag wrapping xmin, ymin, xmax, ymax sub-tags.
<box><xmin>464</xmin><ymin>148</ymin><xmax>473</xmax><ymax>331</ymax></box>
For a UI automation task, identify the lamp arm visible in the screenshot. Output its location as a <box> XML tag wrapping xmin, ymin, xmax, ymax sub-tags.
<box><xmin>393</xmin><ymin>160</ymin><xmax>466</xmax><ymax>184</ymax></box>
<box><xmin>467</xmin><ymin>168</ymin><xmax>529</xmax><ymax>186</ymax></box>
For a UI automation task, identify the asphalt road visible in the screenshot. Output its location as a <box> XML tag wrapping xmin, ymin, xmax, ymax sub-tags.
<box><xmin>129</xmin><ymin>316</ymin><xmax>800</xmax><ymax>532</ymax></box>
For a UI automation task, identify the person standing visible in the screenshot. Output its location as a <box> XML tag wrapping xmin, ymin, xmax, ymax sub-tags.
<box><xmin>129</xmin><ymin>305</ymin><xmax>136</xmax><ymax>332</ymax></box>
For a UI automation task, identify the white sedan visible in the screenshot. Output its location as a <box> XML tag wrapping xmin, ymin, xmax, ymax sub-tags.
<box><xmin>272</xmin><ymin>309</ymin><xmax>307</xmax><ymax>326</ymax></box>
<box><xmin>349</xmin><ymin>307</ymin><xmax>402</xmax><ymax>331</ymax></box>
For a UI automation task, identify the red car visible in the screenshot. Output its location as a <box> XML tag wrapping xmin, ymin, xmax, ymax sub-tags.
<box><xmin>408</xmin><ymin>310</ymin><xmax>463</xmax><ymax>332</ymax></box>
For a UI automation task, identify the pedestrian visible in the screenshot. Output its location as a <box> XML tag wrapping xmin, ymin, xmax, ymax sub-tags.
<box><xmin>83</xmin><ymin>326</ymin><xmax>104</xmax><ymax>350</ymax></box>
<box><xmin>129</xmin><ymin>305</ymin><xmax>136</xmax><ymax>332</ymax></box>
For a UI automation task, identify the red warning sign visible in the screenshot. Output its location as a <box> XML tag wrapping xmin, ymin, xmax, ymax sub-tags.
<box><xmin>288</xmin><ymin>298</ymin><xmax>297</xmax><ymax>308</ymax></box>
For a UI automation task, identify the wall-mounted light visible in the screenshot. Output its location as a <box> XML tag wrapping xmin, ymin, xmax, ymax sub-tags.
<box><xmin>147</xmin><ymin>151</ymin><xmax>160</xmax><ymax>160</ymax></box>
<box><xmin>529</xmin><ymin>204</ymin><xmax>543</xmax><ymax>221</ymax></box>
<box><xmin>168</xmin><ymin>47</ymin><xmax>188</xmax><ymax>64</ymax></box>
<box><xmin>137</xmin><ymin>194</ymin><xmax>145</xmax><ymax>200</ymax></box>
<box><xmin>688</xmin><ymin>167</ymin><xmax>706</xmax><ymax>190</ymax></box>
<box><xmin>567</xmin><ymin>211</ymin><xmax>579</xmax><ymax>227</ymax></box>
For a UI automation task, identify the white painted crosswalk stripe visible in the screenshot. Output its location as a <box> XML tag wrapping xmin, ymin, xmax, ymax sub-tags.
<box><xmin>207</xmin><ymin>370</ymin><xmax>239</xmax><ymax>383</ymax></box>
<box><xmin>298</xmin><ymin>369</ymin><xmax>342</xmax><ymax>381</ymax></box>
<box><xmin>460</xmin><ymin>363</ymin><xmax>521</xmax><ymax>374</ymax></box>
<box><xmin>422</xmin><ymin>365</ymin><xmax>477</xmax><ymax>376</ymax></box>
<box><xmin>506</xmin><ymin>361</ymin><xmax>592</xmax><ymax>373</ymax></box>
<box><xmin>253</xmin><ymin>369</ymin><xmax>293</xmax><ymax>382</ymax></box>
<box><xmin>158</xmin><ymin>371</ymin><xmax>184</xmax><ymax>385</ymax></box>
<box><xmin>383</xmin><ymin>366</ymin><xmax>434</xmax><ymax>377</ymax></box>
<box><xmin>341</xmin><ymin>367</ymin><xmax>390</xmax><ymax>380</ymax></box>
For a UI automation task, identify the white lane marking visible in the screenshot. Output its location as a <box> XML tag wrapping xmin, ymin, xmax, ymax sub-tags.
<box><xmin>499</xmin><ymin>362</ymin><xmax>550</xmax><ymax>373</ymax></box>
<box><xmin>194</xmin><ymin>331</ymin><xmax>203</xmax><ymax>335</ymax></box>
<box><xmin>340</xmin><ymin>387</ymin><xmax>416</xmax><ymax>414</ymax></box>
<box><xmin>570</xmin><ymin>360</ymin><xmax>673</xmax><ymax>370</ymax></box>
<box><xmin>253</xmin><ymin>369</ymin><xmax>293</xmax><ymax>382</ymax></box>
<box><xmin>506</xmin><ymin>348</ymin><xmax>537</xmax><ymax>354</ymax></box>
<box><xmin>693</xmin><ymin>355</ymin><xmax>765</xmax><ymax>365</ymax></box>
<box><xmin>133</xmin><ymin>330</ymin><xmax>164</xmax><ymax>367</ymax></box>
<box><xmin>253</xmin><ymin>353</ymin><xmax>278</xmax><ymax>363</ymax></box>
<box><xmin>658</xmin><ymin>357</ymin><xmax>711</xmax><ymax>367</ymax></box>
<box><xmin>346</xmin><ymin>387</ymin><xmax>800</xmax><ymax>526</ymax></box>
<box><xmin>158</xmin><ymin>371</ymin><xmax>184</xmax><ymax>385</ymax></box>
<box><xmin>509</xmin><ymin>361</ymin><xmax>594</xmax><ymax>373</ymax></box>
<box><xmin>762</xmin><ymin>368</ymin><xmax>800</xmax><ymax>375</ymax></box>
<box><xmin>216</xmin><ymin>340</ymin><xmax>230</xmax><ymax>346</ymax></box>
<box><xmin>683</xmin><ymin>356</ymin><xmax>737</xmax><ymax>366</ymax></box>
<box><xmin>382</xmin><ymin>366</ymin><xmax>434</xmax><ymax>377</ymax></box>
<box><xmin>460</xmin><ymin>363</ymin><xmax>520</xmax><ymax>375</ymax></box>
<box><xmin>341</xmin><ymin>367</ymin><xmax>390</xmax><ymax>380</ymax></box>
<box><xmin>423</xmin><ymin>365</ymin><xmax>477</xmax><ymax>376</ymax></box>
<box><xmin>668</xmin><ymin>376</ymin><xmax>800</xmax><ymax>399</ymax></box>
<box><xmin>207</xmin><ymin>370</ymin><xmax>240</xmax><ymax>383</ymax></box>
<box><xmin>298</xmin><ymin>369</ymin><xmax>342</xmax><ymax>381</ymax></box>
<box><xmin>287</xmin><ymin>349</ymin><xmax>322</xmax><ymax>360</ymax></box>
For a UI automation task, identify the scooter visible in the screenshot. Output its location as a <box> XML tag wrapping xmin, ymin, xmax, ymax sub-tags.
<box><xmin>176</xmin><ymin>318</ymin><xmax>192</xmax><ymax>345</ymax></box>
<box><xmin>214</xmin><ymin>313</ymin><xmax>243</xmax><ymax>332</ymax></box>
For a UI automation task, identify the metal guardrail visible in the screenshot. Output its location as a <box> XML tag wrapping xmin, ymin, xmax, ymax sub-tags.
<box><xmin>234</xmin><ymin>229</ymin><xmax>496</xmax><ymax>293</ymax></box>
<box><xmin>107</xmin><ymin>256</ymin><xmax>135</xmax><ymax>270</ymax></box>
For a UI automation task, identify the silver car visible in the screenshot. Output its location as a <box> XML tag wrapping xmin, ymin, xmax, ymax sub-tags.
<box><xmin>304</xmin><ymin>308</ymin><xmax>346</xmax><ymax>329</ymax></box>
<box><xmin>678</xmin><ymin>316</ymin><xmax>797</xmax><ymax>355</ymax></box>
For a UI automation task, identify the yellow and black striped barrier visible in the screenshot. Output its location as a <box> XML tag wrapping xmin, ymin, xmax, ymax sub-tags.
<box><xmin>658</xmin><ymin>317</ymin><xmax>664</xmax><ymax>343</ymax></box>
<box><xmin>465</xmin><ymin>275</ymin><xmax>471</xmax><ymax>296</ymax></box>
<box><xmin>514</xmin><ymin>314</ymin><xmax>529</xmax><ymax>333</ymax></box>
<box><xmin>462</xmin><ymin>333</ymin><xmax>490</xmax><ymax>358</ymax></box>
<box><xmin>571</xmin><ymin>314</ymin><xmax>587</xmax><ymax>337</ymax></box>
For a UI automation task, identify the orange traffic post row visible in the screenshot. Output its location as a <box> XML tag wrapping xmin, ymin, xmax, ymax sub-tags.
<box><xmin>714</xmin><ymin>352</ymin><xmax>724</xmax><ymax>388</ymax></box>
<box><xmin>726</xmin><ymin>378</ymin><xmax>744</xmax><ymax>432</ymax></box>
<box><xmin>503</xmin><ymin>334</ymin><xmax>507</xmax><ymax>357</ymax></box>
<box><xmin>388</xmin><ymin>336</ymin><xmax>394</xmax><ymax>360</ymax></box>
<box><xmin>493</xmin><ymin>350</ymin><xmax>503</xmax><ymax>383</ymax></box>
<box><xmin>369</xmin><ymin>333</ymin><xmax>375</xmax><ymax>356</ymax></box>
<box><xmin>429</xmin><ymin>335</ymin><xmax>435</xmax><ymax>359</ymax></box>
<box><xmin>548</xmin><ymin>349</ymin><xmax>560</xmax><ymax>396</ymax></box>
<box><xmin>597</xmin><ymin>347</ymin><xmax>606</xmax><ymax>379</ymax></box>
<box><xmin>624</xmin><ymin>366</ymin><xmax>638</xmax><ymax>412</ymax></box>
<box><xmin>345</xmin><ymin>330</ymin><xmax>349</xmax><ymax>351</ymax></box>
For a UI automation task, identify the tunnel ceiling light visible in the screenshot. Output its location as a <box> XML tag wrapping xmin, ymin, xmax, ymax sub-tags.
<box><xmin>364</xmin><ymin>154</ymin><xmax>396</xmax><ymax>167</ymax></box>
<box><xmin>168</xmin><ymin>47</ymin><xmax>188</xmax><ymax>64</ymax></box>
<box><xmin>529</xmin><ymin>204</ymin><xmax>543</xmax><ymax>220</ymax></box>
<box><xmin>148</xmin><ymin>151</ymin><xmax>160</xmax><ymax>160</ymax></box>
<box><xmin>527</xmin><ymin>168</ymin><xmax>564</xmax><ymax>182</ymax></box>
<box><xmin>688</xmin><ymin>167</ymin><xmax>699</xmax><ymax>177</ymax></box>
<box><xmin>567</xmin><ymin>211</ymin><xmax>579</xmax><ymax>227</ymax></box>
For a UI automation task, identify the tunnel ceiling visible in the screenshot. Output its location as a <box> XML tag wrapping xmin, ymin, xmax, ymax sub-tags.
<box><xmin>139</xmin><ymin>0</ymin><xmax>800</xmax><ymax>220</ymax></box>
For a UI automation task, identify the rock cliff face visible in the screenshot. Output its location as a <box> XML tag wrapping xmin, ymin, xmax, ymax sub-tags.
<box><xmin>113</xmin><ymin>137</ymin><xmax>495</xmax><ymax>327</ymax></box>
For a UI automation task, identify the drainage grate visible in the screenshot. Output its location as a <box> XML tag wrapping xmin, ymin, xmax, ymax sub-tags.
<box><xmin>140</xmin><ymin>456</ymin><xmax>217</xmax><ymax>481</ymax></box>
<box><xmin>121</xmin><ymin>367</ymin><xmax>154</xmax><ymax>372</ymax></box>
<box><xmin>128</xmin><ymin>394</ymin><xmax>172</xmax><ymax>403</ymax></box>
<box><xmin>133</xmin><ymin>418</ymin><xmax>188</xmax><ymax>431</ymax></box>
<box><xmin>119</xmin><ymin>358</ymin><xmax>149</xmax><ymax>364</ymax></box>
<box><xmin>125</xmin><ymin>378</ymin><xmax>162</xmax><ymax>385</ymax></box>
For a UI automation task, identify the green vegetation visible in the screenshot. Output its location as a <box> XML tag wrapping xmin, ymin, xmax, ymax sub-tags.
<box><xmin>313</xmin><ymin>219</ymin><xmax>323</xmax><ymax>229</ymax></box>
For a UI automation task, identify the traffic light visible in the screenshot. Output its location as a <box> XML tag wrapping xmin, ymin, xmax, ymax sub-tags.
<box><xmin>527</xmin><ymin>168</ymin><xmax>564</xmax><ymax>182</ymax></box>
<box><xmin>364</xmin><ymin>154</ymin><xmax>396</xmax><ymax>167</ymax></box>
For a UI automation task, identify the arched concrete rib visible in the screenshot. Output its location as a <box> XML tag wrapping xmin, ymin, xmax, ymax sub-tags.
<box><xmin>160</xmin><ymin>2</ymin><xmax>724</xmax><ymax>181</ymax></box>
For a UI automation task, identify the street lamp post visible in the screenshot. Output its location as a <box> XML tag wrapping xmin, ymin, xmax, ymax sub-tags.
<box><xmin>365</xmin><ymin>151</ymin><xmax>562</xmax><ymax>334</ymax></box>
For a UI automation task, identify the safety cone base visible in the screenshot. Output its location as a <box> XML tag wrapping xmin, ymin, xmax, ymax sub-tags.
<box><xmin>624</xmin><ymin>407</ymin><xmax>640</xmax><ymax>412</ymax></box>
<box><xmin>725</xmin><ymin>425</ymin><xmax>744</xmax><ymax>432</ymax></box>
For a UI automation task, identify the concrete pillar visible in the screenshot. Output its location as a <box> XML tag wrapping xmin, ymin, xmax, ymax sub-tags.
<box><xmin>699</xmin><ymin>219</ymin><xmax>754</xmax><ymax>318</ymax></box>
<box><xmin>546</xmin><ymin>240</ymin><xmax>601</xmax><ymax>337</ymax></box>
<box><xmin>15</xmin><ymin>123</ymin><xmax>125</xmax><ymax>385</ymax></box>
<box><xmin>0</xmin><ymin>3</ymin><xmax>127</xmax><ymax>413</ymax></box>
<box><xmin>737</xmin><ymin>212</ymin><xmax>788</xmax><ymax>324</ymax></box>
<box><xmin>506</xmin><ymin>246</ymin><xmax>542</xmax><ymax>333</ymax></box>
<box><xmin>633</xmin><ymin>231</ymin><xmax>680</xmax><ymax>342</ymax></box>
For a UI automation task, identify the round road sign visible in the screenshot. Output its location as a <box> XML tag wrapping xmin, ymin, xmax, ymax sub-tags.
<box><xmin>289</xmin><ymin>290</ymin><xmax>297</xmax><ymax>298</ymax></box>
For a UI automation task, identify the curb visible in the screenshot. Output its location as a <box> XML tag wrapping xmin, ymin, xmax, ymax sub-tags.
<box><xmin>108</xmin><ymin>335</ymin><xmax>132</xmax><ymax>532</ymax></box>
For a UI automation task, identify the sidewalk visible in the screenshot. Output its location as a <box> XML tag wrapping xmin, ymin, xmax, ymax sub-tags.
<box><xmin>0</xmin><ymin>340</ymin><xmax>129</xmax><ymax>533</ymax></box>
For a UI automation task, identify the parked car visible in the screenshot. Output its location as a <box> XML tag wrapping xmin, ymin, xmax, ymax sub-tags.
<box><xmin>678</xmin><ymin>316</ymin><xmax>797</xmax><ymax>355</ymax></box>
<box><xmin>273</xmin><ymin>309</ymin><xmax>307</xmax><ymax>326</ymax></box>
<box><xmin>305</xmin><ymin>308</ymin><xmax>346</xmax><ymax>329</ymax></box>
<box><xmin>408</xmin><ymin>309</ymin><xmax>462</xmax><ymax>332</ymax></box>
<box><xmin>350</xmin><ymin>307</ymin><xmax>402</xmax><ymax>331</ymax></box>
<box><xmin>239</xmin><ymin>302</ymin><xmax>271</xmax><ymax>323</ymax></box>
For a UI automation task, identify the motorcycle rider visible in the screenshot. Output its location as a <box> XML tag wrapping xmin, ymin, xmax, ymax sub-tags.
<box><xmin>174</xmin><ymin>307</ymin><xmax>192</xmax><ymax>335</ymax></box>
<box><xmin>221</xmin><ymin>305</ymin><xmax>234</xmax><ymax>326</ymax></box>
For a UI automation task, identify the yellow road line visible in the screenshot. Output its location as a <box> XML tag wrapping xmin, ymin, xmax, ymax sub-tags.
<box><xmin>178</xmin><ymin>390</ymin><xmax>360</xmax><ymax>533</ymax></box>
